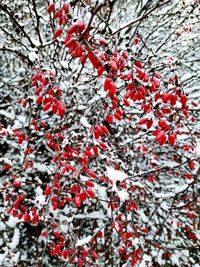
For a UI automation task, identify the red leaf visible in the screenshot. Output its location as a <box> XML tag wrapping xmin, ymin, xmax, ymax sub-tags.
<box><xmin>188</xmin><ymin>161</ymin><xmax>195</xmax><ymax>169</ymax></box>
<box><xmin>170</xmin><ymin>94</ymin><xmax>177</xmax><ymax>105</ymax></box>
<box><xmin>88</xmin><ymin>170</ymin><xmax>97</xmax><ymax>178</ymax></box>
<box><xmin>97</xmin><ymin>65</ymin><xmax>105</xmax><ymax>76</ymax></box>
<box><xmin>52</xmin><ymin>104</ymin><xmax>58</xmax><ymax>114</ymax></box>
<box><xmin>41</xmin><ymin>231</ymin><xmax>47</xmax><ymax>237</ymax></box>
<box><xmin>65</xmin><ymin>38</ymin><xmax>76</xmax><ymax>48</ymax></box>
<box><xmin>101</xmin><ymin>125</ymin><xmax>109</xmax><ymax>135</ymax></box>
<box><xmin>162</xmin><ymin>93</ymin><xmax>170</xmax><ymax>103</ymax></box>
<box><xmin>114</xmin><ymin>112</ymin><xmax>121</xmax><ymax>120</ymax></box>
<box><xmin>147</xmin><ymin>118</ymin><xmax>153</xmax><ymax>129</ymax></box>
<box><xmin>63</xmin><ymin>249</ymin><xmax>69</xmax><ymax>259</ymax></box>
<box><xmin>180</xmin><ymin>94</ymin><xmax>188</xmax><ymax>105</ymax></box>
<box><xmin>34</xmin><ymin>86</ymin><xmax>43</xmax><ymax>95</ymax></box>
<box><xmin>78</xmin><ymin>258</ymin><xmax>83</xmax><ymax>267</ymax></box>
<box><xmin>24</xmin><ymin>213</ymin><xmax>31</xmax><ymax>223</ymax></box>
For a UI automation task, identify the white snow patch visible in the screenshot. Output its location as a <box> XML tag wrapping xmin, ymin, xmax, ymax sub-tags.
<box><xmin>132</xmin><ymin>238</ymin><xmax>139</xmax><ymax>247</ymax></box>
<box><xmin>34</xmin><ymin>162</ymin><xmax>50</xmax><ymax>173</ymax></box>
<box><xmin>29</xmin><ymin>51</ymin><xmax>38</xmax><ymax>62</ymax></box>
<box><xmin>77</xmin><ymin>105</ymin><xmax>87</xmax><ymax>110</ymax></box>
<box><xmin>174</xmin><ymin>184</ymin><xmax>188</xmax><ymax>194</ymax></box>
<box><xmin>30</xmin><ymin>37</ymin><xmax>41</xmax><ymax>47</ymax></box>
<box><xmin>12</xmin><ymin>251</ymin><xmax>20</xmax><ymax>264</ymax></box>
<box><xmin>0</xmin><ymin>222</ymin><xmax>6</xmax><ymax>231</ymax></box>
<box><xmin>87</xmin><ymin>95</ymin><xmax>101</xmax><ymax>105</ymax></box>
<box><xmin>60</xmin><ymin>61</ymin><xmax>68</xmax><ymax>68</ymax></box>
<box><xmin>35</xmin><ymin>186</ymin><xmax>46</xmax><ymax>206</ymax></box>
<box><xmin>106</xmin><ymin>166</ymin><xmax>128</xmax><ymax>185</ymax></box>
<box><xmin>195</xmin><ymin>140</ymin><xmax>200</xmax><ymax>157</ymax></box>
<box><xmin>80</xmin><ymin>117</ymin><xmax>91</xmax><ymax>128</ymax></box>
<box><xmin>8</xmin><ymin>228</ymin><xmax>20</xmax><ymax>250</ymax></box>
<box><xmin>0</xmin><ymin>158</ymin><xmax>12</xmax><ymax>165</ymax></box>
<box><xmin>6</xmin><ymin>217</ymin><xmax>19</xmax><ymax>228</ymax></box>
<box><xmin>137</xmin><ymin>210</ymin><xmax>148</xmax><ymax>223</ymax></box>
<box><xmin>0</xmin><ymin>110</ymin><xmax>14</xmax><ymax>119</ymax></box>
<box><xmin>171</xmin><ymin>253</ymin><xmax>180</xmax><ymax>265</ymax></box>
<box><xmin>75</xmin><ymin>211</ymin><xmax>106</xmax><ymax>220</ymax></box>
<box><xmin>157</xmin><ymin>250</ymin><xmax>165</xmax><ymax>265</ymax></box>
<box><xmin>35</xmin><ymin>195</ymin><xmax>46</xmax><ymax>206</ymax></box>
<box><xmin>0</xmin><ymin>250</ymin><xmax>8</xmax><ymax>265</ymax></box>
<box><xmin>106</xmin><ymin>166</ymin><xmax>129</xmax><ymax>201</ymax></box>
<box><xmin>76</xmin><ymin>235</ymin><xmax>92</xmax><ymax>247</ymax></box>
<box><xmin>117</xmin><ymin>190</ymin><xmax>129</xmax><ymax>202</ymax></box>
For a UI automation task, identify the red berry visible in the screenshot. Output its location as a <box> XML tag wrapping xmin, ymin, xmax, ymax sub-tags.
<box><xmin>45</xmin><ymin>186</ymin><xmax>52</xmax><ymax>196</ymax></box>
<box><xmin>58</xmin><ymin>102</ymin><xmax>65</xmax><ymax>116</ymax></box>
<box><xmin>109</xmin><ymin>83</ymin><xmax>117</xmax><ymax>96</ymax></box>
<box><xmin>105</xmin><ymin>114</ymin><xmax>113</xmax><ymax>124</ymax></box>
<box><xmin>87</xmin><ymin>188</ymin><xmax>95</xmax><ymax>198</ymax></box>
<box><xmin>54</xmin><ymin>28</ymin><xmax>63</xmax><ymax>38</ymax></box>
<box><xmin>63</xmin><ymin>2</ymin><xmax>69</xmax><ymax>14</ymax></box>
<box><xmin>104</xmin><ymin>78</ymin><xmax>112</xmax><ymax>91</ymax></box>
<box><xmin>188</xmin><ymin>161</ymin><xmax>195</xmax><ymax>169</ymax></box>
<box><xmin>80</xmin><ymin>191</ymin><xmax>87</xmax><ymax>201</ymax></box>
<box><xmin>158</xmin><ymin>119</ymin><xmax>168</xmax><ymax>129</ymax></box>
<box><xmin>156</xmin><ymin>132</ymin><xmax>166</xmax><ymax>145</ymax></box>
<box><xmin>99</xmin><ymin>142</ymin><xmax>108</xmax><ymax>149</ymax></box>
<box><xmin>47</xmin><ymin>3</ymin><xmax>55</xmax><ymax>13</ymax></box>
<box><xmin>168</xmin><ymin>134</ymin><xmax>176</xmax><ymax>145</ymax></box>
<box><xmin>54</xmin><ymin>9</ymin><xmax>63</xmax><ymax>19</ymax></box>
<box><xmin>74</xmin><ymin>196</ymin><xmax>81</xmax><ymax>207</ymax></box>
<box><xmin>68</xmin><ymin>24</ymin><xmax>77</xmax><ymax>34</ymax></box>
<box><xmin>85</xmin><ymin>180</ymin><xmax>94</xmax><ymax>187</ymax></box>
<box><xmin>109</xmin><ymin>60</ymin><xmax>118</xmax><ymax>71</ymax></box>
<box><xmin>138</xmin><ymin>117</ymin><xmax>148</xmax><ymax>125</ymax></box>
<box><xmin>63</xmin><ymin>249</ymin><xmax>69</xmax><ymax>259</ymax></box>
<box><xmin>80</xmin><ymin>54</ymin><xmax>87</xmax><ymax>64</ymax></box>
<box><xmin>41</xmin><ymin>231</ymin><xmax>47</xmax><ymax>237</ymax></box>
<box><xmin>43</xmin><ymin>102</ymin><xmax>51</xmax><ymax>111</ymax></box>
<box><xmin>36</xmin><ymin>95</ymin><xmax>43</xmax><ymax>104</ymax></box>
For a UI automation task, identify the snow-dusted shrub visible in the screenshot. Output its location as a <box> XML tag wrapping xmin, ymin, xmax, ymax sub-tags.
<box><xmin>0</xmin><ymin>0</ymin><xmax>199</xmax><ymax>266</ymax></box>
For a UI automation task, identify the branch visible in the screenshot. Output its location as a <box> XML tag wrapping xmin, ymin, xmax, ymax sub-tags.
<box><xmin>31</xmin><ymin>0</ymin><xmax>43</xmax><ymax>45</ymax></box>
<box><xmin>0</xmin><ymin>47</ymin><xmax>33</xmax><ymax>66</ymax></box>
<box><xmin>0</xmin><ymin>3</ymin><xmax>35</xmax><ymax>47</ymax></box>
<box><xmin>111</xmin><ymin>0</ymin><xmax>172</xmax><ymax>36</ymax></box>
